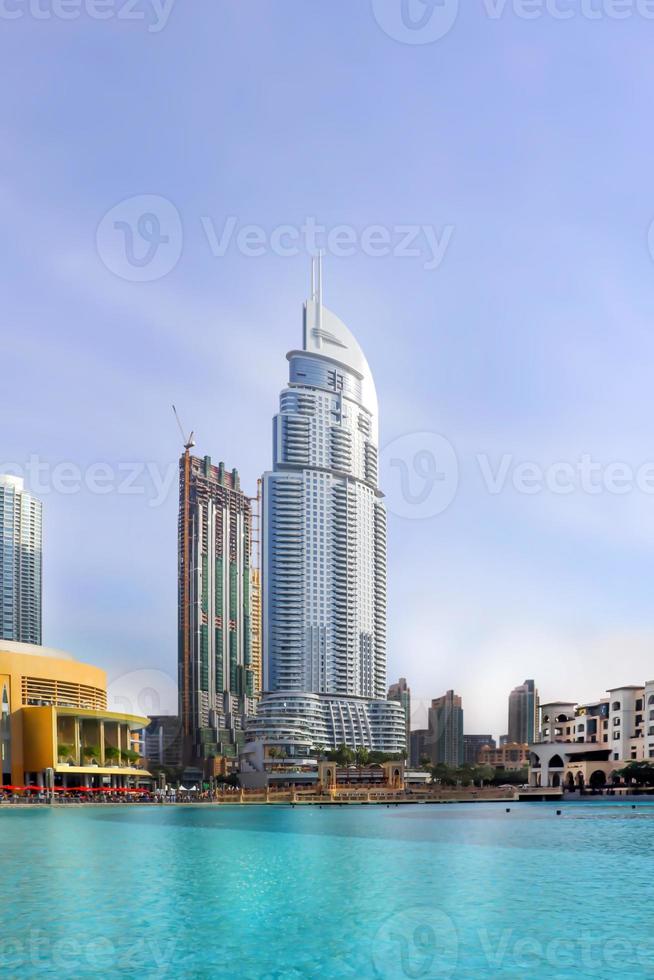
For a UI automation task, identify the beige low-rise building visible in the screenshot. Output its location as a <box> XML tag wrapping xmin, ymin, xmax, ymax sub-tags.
<box><xmin>529</xmin><ymin>684</ymin><xmax>654</xmax><ymax>790</ymax></box>
<box><xmin>478</xmin><ymin>742</ymin><xmax>528</xmax><ymax>771</ymax></box>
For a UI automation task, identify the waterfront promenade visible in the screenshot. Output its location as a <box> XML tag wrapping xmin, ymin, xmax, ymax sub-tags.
<box><xmin>0</xmin><ymin>785</ymin><xmax>542</xmax><ymax>806</ymax></box>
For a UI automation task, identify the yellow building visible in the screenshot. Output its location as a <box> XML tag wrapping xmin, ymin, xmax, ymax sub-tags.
<box><xmin>0</xmin><ymin>640</ymin><xmax>150</xmax><ymax>789</ymax></box>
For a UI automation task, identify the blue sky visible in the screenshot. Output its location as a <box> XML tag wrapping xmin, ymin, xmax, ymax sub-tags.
<box><xmin>4</xmin><ymin>0</ymin><xmax>654</xmax><ymax>735</ymax></box>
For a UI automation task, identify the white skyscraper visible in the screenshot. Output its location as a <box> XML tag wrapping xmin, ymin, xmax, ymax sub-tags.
<box><xmin>0</xmin><ymin>476</ymin><xmax>42</xmax><ymax>645</ymax></box>
<box><xmin>252</xmin><ymin>264</ymin><xmax>405</xmax><ymax>753</ymax></box>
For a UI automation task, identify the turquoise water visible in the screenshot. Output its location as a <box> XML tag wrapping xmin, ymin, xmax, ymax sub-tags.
<box><xmin>2</xmin><ymin>801</ymin><xmax>654</xmax><ymax>978</ymax></box>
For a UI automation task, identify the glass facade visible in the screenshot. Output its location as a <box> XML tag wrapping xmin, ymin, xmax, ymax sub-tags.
<box><xmin>178</xmin><ymin>455</ymin><xmax>256</xmax><ymax>764</ymax></box>
<box><xmin>256</xmin><ymin>276</ymin><xmax>404</xmax><ymax>753</ymax></box>
<box><xmin>0</xmin><ymin>476</ymin><xmax>42</xmax><ymax>646</ymax></box>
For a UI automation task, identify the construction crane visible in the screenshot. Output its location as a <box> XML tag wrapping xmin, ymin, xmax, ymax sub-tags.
<box><xmin>172</xmin><ymin>404</ymin><xmax>195</xmax><ymax>452</ymax></box>
<box><xmin>172</xmin><ymin>405</ymin><xmax>194</xmax><ymax>743</ymax></box>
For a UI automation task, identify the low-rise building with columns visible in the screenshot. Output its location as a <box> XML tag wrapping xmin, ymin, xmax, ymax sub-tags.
<box><xmin>0</xmin><ymin>640</ymin><xmax>150</xmax><ymax>789</ymax></box>
<box><xmin>528</xmin><ymin>685</ymin><xmax>654</xmax><ymax>791</ymax></box>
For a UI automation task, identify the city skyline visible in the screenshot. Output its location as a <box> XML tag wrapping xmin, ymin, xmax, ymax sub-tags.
<box><xmin>6</xmin><ymin>10</ymin><xmax>654</xmax><ymax>735</ymax></box>
<box><xmin>5</xmin><ymin>352</ymin><xmax>654</xmax><ymax>747</ymax></box>
<box><xmin>5</xmin><ymin>5</ymin><xmax>654</xmax><ymax>977</ymax></box>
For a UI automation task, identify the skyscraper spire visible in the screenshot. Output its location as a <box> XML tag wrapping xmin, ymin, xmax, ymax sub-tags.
<box><xmin>309</xmin><ymin>253</ymin><xmax>324</xmax><ymax>342</ymax></box>
<box><xmin>309</xmin><ymin>251</ymin><xmax>324</xmax><ymax>303</ymax></box>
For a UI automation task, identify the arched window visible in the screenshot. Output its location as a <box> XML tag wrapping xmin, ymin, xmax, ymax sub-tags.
<box><xmin>648</xmin><ymin>695</ymin><xmax>654</xmax><ymax>705</ymax></box>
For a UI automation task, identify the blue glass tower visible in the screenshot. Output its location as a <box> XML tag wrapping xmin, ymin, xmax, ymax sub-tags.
<box><xmin>0</xmin><ymin>475</ymin><xmax>42</xmax><ymax>646</ymax></box>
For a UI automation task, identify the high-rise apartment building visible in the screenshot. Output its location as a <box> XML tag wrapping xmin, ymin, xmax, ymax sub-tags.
<box><xmin>428</xmin><ymin>690</ymin><xmax>464</xmax><ymax>767</ymax></box>
<box><xmin>178</xmin><ymin>453</ymin><xmax>257</xmax><ymax>768</ymax></box>
<box><xmin>508</xmin><ymin>679</ymin><xmax>539</xmax><ymax>745</ymax></box>
<box><xmin>145</xmin><ymin>715</ymin><xmax>183</xmax><ymax>769</ymax></box>
<box><xmin>410</xmin><ymin>728</ymin><xmax>430</xmax><ymax>768</ymax></box>
<box><xmin>388</xmin><ymin>677</ymin><xmax>411</xmax><ymax>753</ymax></box>
<box><xmin>0</xmin><ymin>476</ymin><xmax>42</xmax><ymax>646</ymax></box>
<box><xmin>250</xmin><ymin>568</ymin><xmax>262</xmax><ymax>696</ymax></box>
<box><xmin>253</xmin><ymin>266</ymin><xmax>405</xmax><ymax>753</ymax></box>
<box><xmin>463</xmin><ymin>734</ymin><xmax>495</xmax><ymax>765</ymax></box>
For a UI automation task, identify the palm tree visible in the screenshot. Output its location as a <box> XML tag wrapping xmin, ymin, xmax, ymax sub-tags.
<box><xmin>354</xmin><ymin>747</ymin><xmax>370</xmax><ymax>768</ymax></box>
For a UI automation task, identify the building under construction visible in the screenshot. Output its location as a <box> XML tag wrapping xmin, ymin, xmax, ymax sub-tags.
<box><xmin>178</xmin><ymin>452</ymin><xmax>258</xmax><ymax>770</ymax></box>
